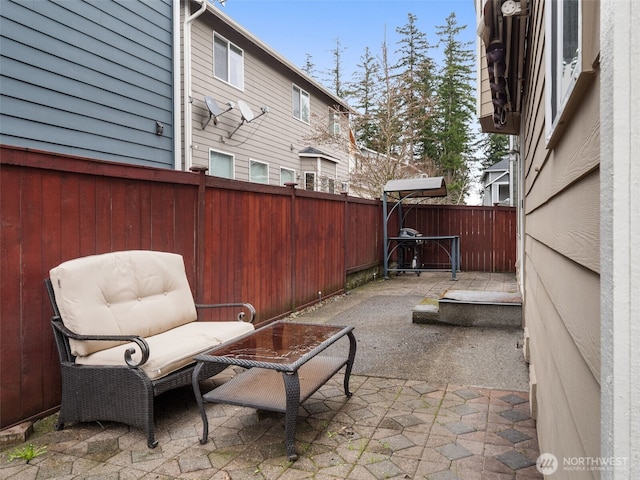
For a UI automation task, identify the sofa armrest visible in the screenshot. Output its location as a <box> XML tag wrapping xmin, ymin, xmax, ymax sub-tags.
<box><xmin>51</xmin><ymin>316</ymin><xmax>150</xmax><ymax>367</ymax></box>
<box><xmin>195</xmin><ymin>302</ymin><xmax>256</xmax><ymax>324</ymax></box>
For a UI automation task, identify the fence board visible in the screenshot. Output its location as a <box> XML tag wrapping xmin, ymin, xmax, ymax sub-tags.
<box><xmin>20</xmin><ymin>168</ymin><xmax>45</xmax><ymax>416</ymax></box>
<box><xmin>390</xmin><ymin>204</ymin><xmax>516</xmax><ymax>272</ymax></box>
<box><xmin>0</xmin><ymin>145</ymin><xmax>516</xmax><ymax>430</ymax></box>
<box><xmin>0</xmin><ymin>167</ymin><xmax>22</xmax><ymax>426</ymax></box>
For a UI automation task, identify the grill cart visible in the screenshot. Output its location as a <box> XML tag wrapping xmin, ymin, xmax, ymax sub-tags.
<box><xmin>382</xmin><ymin>177</ymin><xmax>460</xmax><ymax>280</ymax></box>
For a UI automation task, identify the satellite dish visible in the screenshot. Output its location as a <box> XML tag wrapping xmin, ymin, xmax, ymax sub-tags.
<box><xmin>228</xmin><ymin>99</ymin><xmax>269</xmax><ymax>138</ymax></box>
<box><xmin>237</xmin><ymin>100</ymin><xmax>255</xmax><ymax>122</ymax></box>
<box><xmin>202</xmin><ymin>96</ymin><xmax>234</xmax><ymax>129</ymax></box>
<box><xmin>205</xmin><ymin>96</ymin><xmax>221</xmax><ymax>117</ymax></box>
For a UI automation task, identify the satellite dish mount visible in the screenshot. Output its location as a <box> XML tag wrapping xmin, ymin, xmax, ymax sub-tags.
<box><xmin>202</xmin><ymin>96</ymin><xmax>234</xmax><ymax>129</ymax></box>
<box><xmin>228</xmin><ymin>99</ymin><xmax>269</xmax><ymax>138</ymax></box>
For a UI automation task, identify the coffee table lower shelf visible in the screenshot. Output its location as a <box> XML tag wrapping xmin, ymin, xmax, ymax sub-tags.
<box><xmin>196</xmin><ymin>355</ymin><xmax>351</xmax><ymax>460</ymax></box>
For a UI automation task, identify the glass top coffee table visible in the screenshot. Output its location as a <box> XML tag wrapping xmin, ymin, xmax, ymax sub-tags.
<box><xmin>192</xmin><ymin>320</ymin><xmax>357</xmax><ymax>461</ymax></box>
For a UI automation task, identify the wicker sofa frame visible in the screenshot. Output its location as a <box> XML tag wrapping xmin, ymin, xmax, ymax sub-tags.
<box><xmin>45</xmin><ymin>278</ymin><xmax>255</xmax><ymax>448</ymax></box>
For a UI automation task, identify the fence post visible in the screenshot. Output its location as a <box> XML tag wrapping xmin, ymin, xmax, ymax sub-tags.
<box><xmin>342</xmin><ymin>192</ymin><xmax>349</xmax><ymax>289</ymax></box>
<box><xmin>285</xmin><ymin>182</ymin><xmax>298</xmax><ymax>312</ymax></box>
<box><xmin>190</xmin><ymin>165</ymin><xmax>208</xmax><ymax>303</ymax></box>
<box><xmin>492</xmin><ymin>204</ymin><xmax>498</xmax><ymax>272</ymax></box>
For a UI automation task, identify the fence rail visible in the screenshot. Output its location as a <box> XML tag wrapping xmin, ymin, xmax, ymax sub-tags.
<box><xmin>0</xmin><ymin>145</ymin><xmax>516</xmax><ymax>430</ymax></box>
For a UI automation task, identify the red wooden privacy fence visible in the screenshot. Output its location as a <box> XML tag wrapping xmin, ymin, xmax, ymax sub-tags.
<box><xmin>0</xmin><ymin>145</ymin><xmax>516</xmax><ymax>430</ymax></box>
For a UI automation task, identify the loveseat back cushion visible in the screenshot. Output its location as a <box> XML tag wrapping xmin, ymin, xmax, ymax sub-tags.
<box><xmin>49</xmin><ymin>250</ymin><xmax>197</xmax><ymax>357</ymax></box>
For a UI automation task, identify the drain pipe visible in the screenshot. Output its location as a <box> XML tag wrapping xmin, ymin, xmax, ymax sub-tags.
<box><xmin>172</xmin><ymin>0</ymin><xmax>181</xmax><ymax>170</ymax></box>
<box><xmin>183</xmin><ymin>0</ymin><xmax>207</xmax><ymax>171</ymax></box>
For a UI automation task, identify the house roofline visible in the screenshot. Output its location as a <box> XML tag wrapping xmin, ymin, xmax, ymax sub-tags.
<box><xmin>482</xmin><ymin>170</ymin><xmax>509</xmax><ymax>186</ymax></box>
<box><xmin>194</xmin><ymin>0</ymin><xmax>351</xmax><ymax>111</ymax></box>
<box><xmin>298</xmin><ymin>148</ymin><xmax>340</xmax><ymax>163</ymax></box>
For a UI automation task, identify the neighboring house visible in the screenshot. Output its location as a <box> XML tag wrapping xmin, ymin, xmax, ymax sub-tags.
<box><xmin>181</xmin><ymin>0</ymin><xmax>352</xmax><ymax>191</ymax></box>
<box><xmin>0</xmin><ymin>0</ymin><xmax>175</xmax><ymax>169</ymax></box>
<box><xmin>480</xmin><ymin>157</ymin><xmax>512</xmax><ymax>206</ymax></box>
<box><xmin>0</xmin><ymin>0</ymin><xmax>353</xmax><ymax>193</ymax></box>
<box><xmin>476</xmin><ymin>0</ymin><xmax>638</xmax><ymax>476</ymax></box>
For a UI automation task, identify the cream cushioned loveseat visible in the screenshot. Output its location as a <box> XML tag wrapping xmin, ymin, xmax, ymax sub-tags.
<box><xmin>46</xmin><ymin>250</ymin><xmax>255</xmax><ymax>448</ymax></box>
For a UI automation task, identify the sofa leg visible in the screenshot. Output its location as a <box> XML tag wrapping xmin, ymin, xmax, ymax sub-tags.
<box><xmin>146</xmin><ymin>419</ymin><xmax>158</xmax><ymax>448</ymax></box>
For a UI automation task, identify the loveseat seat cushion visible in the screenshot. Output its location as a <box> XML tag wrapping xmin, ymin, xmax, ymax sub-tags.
<box><xmin>49</xmin><ymin>250</ymin><xmax>197</xmax><ymax>357</ymax></box>
<box><xmin>75</xmin><ymin>320</ymin><xmax>255</xmax><ymax>380</ymax></box>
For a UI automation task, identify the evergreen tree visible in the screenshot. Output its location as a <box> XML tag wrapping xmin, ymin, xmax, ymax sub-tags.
<box><xmin>432</xmin><ymin>12</ymin><xmax>476</xmax><ymax>204</ymax></box>
<box><xmin>347</xmin><ymin>46</ymin><xmax>380</xmax><ymax>149</ymax></box>
<box><xmin>372</xmin><ymin>35</ymin><xmax>405</xmax><ymax>160</ymax></box>
<box><xmin>303</xmin><ymin>10</ymin><xmax>479</xmax><ymax>203</ymax></box>
<box><xmin>479</xmin><ymin>133</ymin><xmax>509</xmax><ymax>169</ymax></box>
<box><xmin>394</xmin><ymin>13</ymin><xmax>436</xmax><ymax>165</ymax></box>
<box><xmin>302</xmin><ymin>53</ymin><xmax>316</xmax><ymax>77</ymax></box>
<box><xmin>326</xmin><ymin>38</ymin><xmax>347</xmax><ymax>97</ymax></box>
<box><xmin>348</xmin><ymin>37</ymin><xmax>413</xmax><ymax>198</ymax></box>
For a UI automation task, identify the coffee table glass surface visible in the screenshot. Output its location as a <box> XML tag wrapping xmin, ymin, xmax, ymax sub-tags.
<box><xmin>196</xmin><ymin>321</ymin><xmax>350</xmax><ymax>369</ymax></box>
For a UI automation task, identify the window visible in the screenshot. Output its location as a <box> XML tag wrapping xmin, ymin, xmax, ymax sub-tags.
<box><xmin>498</xmin><ymin>184</ymin><xmax>510</xmax><ymax>205</ymax></box>
<box><xmin>280</xmin><ymin>167</ymin><xmax>295</xmax><ymax>186</ymax></box>
<box><xmin>327</xmin><ymin>177</ymin><xmax>335</xmax><ymax>194</ymax></box>
<box><xmin>214</xmin><ymin>33</ymin><xmax>244</xmax><ymax>89</ymax></box>
<box><xmin>329</xmin><ymin>110</ymin><xmax>341</xmax><ymax>136</ymax></box>
<box><xmin>250</xmin><ymin>159</ymin><xmax>269</xmax><ymax>184</ymax></box>
<box><xmin>317</xmin><ymin>176</ymin><xmax>336</xmax><ymax>194</ymax></box>
<box><xmin>545</xmin><ymin>0</ymin><xmax>581</xmax><ymax>142</ymax></box>
<box><xmin>304</xmin><ymin>172</ymin><xmax>315</xmax><ymax>191</ymax></box>
<box><xmin>209</xmin><ymin>150</ymin><xmax>234</xmax><ymax>178</ymax></box>
<box><xmin>292</xmin><ymin>84</ymin><xmax>310</xmax><ymax>123</ymax></box>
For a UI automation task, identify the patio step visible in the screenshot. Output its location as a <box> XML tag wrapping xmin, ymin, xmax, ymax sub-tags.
<box><xmin>413</xmin><ymin>290</ymin><xmax>522</xmax><ymax>329</ymax></box>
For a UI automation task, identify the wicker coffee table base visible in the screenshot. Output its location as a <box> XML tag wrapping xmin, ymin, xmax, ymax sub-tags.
<box><xmin>192</xmin><ymin>331</ymin><xmax>356</xmax><ymax>461</ymax></box>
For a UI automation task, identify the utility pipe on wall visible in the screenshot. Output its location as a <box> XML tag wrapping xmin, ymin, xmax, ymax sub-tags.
<box><xmin>172</xmin><ymin>0</ymin><xmax>181</xmax><ymax>170</ymax></box>
<box><xmin>183</xmin><ymin>0</ymin><xmax>207</xmax><ymax>171</ymax></box>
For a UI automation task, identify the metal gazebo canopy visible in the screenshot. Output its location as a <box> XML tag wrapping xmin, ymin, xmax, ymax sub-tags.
<box><xmin>383</xmin><ymin>177</ymin><xmax>448</xmax><ymax>199</ymax></box>
<box><xmin>382</xmin><ymin>177</ymin><xmax>454</xmax><ymax>278</ymax></box>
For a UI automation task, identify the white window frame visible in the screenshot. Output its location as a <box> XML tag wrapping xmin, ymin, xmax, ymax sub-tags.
<box><xmin>292</xmin><ymin>84</ymin><xmax>310</xmax><ymax>124</ymax></box>
<box><xmin>304</xmin><ymin>171</ymin><xmax>316</xmax><ymax>191</ymax></box>
<box><xmin>545</xmin><ymin>0</ymin><xmax>581</xmax><ymax>144</ymax></box>
<box><xmin>492</xmin><ymin>180</ymin><xmax>510</xmax><ymax>205</ymax></box>
<box><xmin>249</xmin><ymin>159</ymin><xmax>269</xmax><ymax>184</ymax></box>
<box><xmin>280</xmin><ymin>167</ymin><xmax>296</xmax><ymax>186</ymax></box>
<box><xmin>213</xmin><ymin>33</ymin><xmax>244</xmax><ymax>90</ymax></box>
<box><xmin>208</xmin><ymin>149</ymin><xmax>235</xmax><ymax>179</ymax></box>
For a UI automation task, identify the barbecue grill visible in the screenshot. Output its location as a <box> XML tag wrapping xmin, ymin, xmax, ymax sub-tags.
<box><xmin>398</xmin><ymin>228</ymin><xmax>424</xmax><ymax>275</ymax></box>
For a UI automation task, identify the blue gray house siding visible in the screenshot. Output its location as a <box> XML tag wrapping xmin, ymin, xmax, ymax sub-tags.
<box><xmin>0</xmin><ymin>0</ymin><xmax>174</xmax><ymax>168</ymax></box>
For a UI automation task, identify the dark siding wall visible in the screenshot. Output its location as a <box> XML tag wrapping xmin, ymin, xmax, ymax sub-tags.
<box><xmin>0</xmin><ymin>0</ymin><xmax>174</xmax><ymax>167</ymax></box>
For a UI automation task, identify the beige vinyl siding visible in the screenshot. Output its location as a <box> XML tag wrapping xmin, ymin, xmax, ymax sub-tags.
<box><xmin>520</xmin><ymin>1</ymin><xmax>601</xmax><ymax>475</ymax></box>
<box><xmin>478</xmin><ymin>52</ymin><xmax>493</xmax><ymax>120</ymax></box>
<box><xmin>186</xmin><ymin>12</ymin><xmax>348</xmax><ymax>186</ymax></box>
